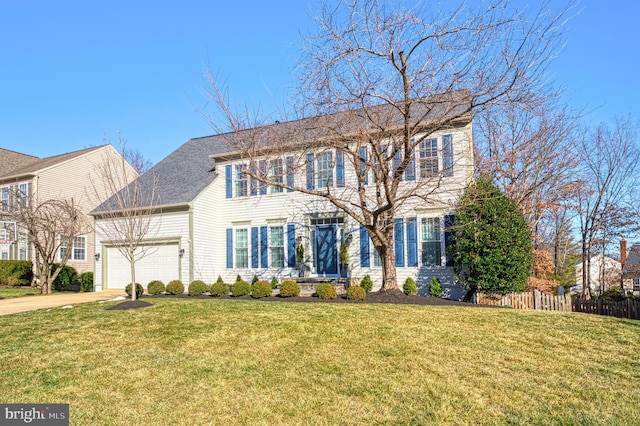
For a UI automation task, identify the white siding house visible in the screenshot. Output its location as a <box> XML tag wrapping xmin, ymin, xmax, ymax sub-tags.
<box><xmin>94</xmin><ymin>100</ymin><xmax>474</xmax><ymax>298</ymax></box>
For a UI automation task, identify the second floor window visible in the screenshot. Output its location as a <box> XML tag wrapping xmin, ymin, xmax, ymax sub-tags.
<box><xmin>419</xmin><ymin>139</ymin><xmax>439</xmax><ymax>178</ymax></box>
<box><xmin>235</xmin><ymin>166</ymin><xmax>248</xmax><ymax>197</ymax></box>
<box><xmin>1</xmin><ymin>187</ymin><xmax>8</xmax><ymax>211</ymax></box>
<box><xmin>270</xmin><ymin>159</ymin><xmax>284</xmax><ymax>193</ymax></box>
<box><xmin>317</xmin><ymin>152</ymin><xmax>334</xmax><ymax>188</ymax></box>
<box><xmin>18</xmin><ymin>183</ymin><xmax>28</xmax><ymax>208</ymax></box>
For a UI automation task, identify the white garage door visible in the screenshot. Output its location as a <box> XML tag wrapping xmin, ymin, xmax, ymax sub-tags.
<box><xmin>106</xmin><ymin>244</ymin><xmax>180</xmax><ymax>289</ymax></box>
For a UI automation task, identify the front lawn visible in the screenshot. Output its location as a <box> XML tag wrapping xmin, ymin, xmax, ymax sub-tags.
<box><xmin>0</xmin><ymin>286</ymin><xmax>42</xmax><ymax>299</ymax></box>
<box><xmin>0</xmin><ymin>298</ymin><xmax>638</xmax><ymax>425</ymax></box>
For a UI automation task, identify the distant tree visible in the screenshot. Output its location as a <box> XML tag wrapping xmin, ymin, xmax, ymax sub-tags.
<box><xmin>449</xmin><ymin>175</ymin><xmax>533</xmax><ymax>295</ymax></box>
<box><xmin>573</xmin><ymin>117</ymin><xmax>639</xmax><ymax>299</ymax></box>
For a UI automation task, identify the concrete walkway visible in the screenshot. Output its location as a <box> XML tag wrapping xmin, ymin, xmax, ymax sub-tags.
<box><xmin>0</xmin><ymin>290</ymin><xmax>125</xmax><ymax>316</ymax></box>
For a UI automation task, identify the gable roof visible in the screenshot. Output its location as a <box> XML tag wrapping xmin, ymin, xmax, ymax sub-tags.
<box><xmin>95</xmin><ymin>91</ymin><xmax>473</xmax><ymax>212</ymax></box>
<box><xmin>0</xmin><ymin>145</ymin><xmax>108</xmax><ymax>181</ymax></box>
<box><xmin>0</xmin><ymin>148</ymin><xmax>39</xmax><ymax>178</ymax></box>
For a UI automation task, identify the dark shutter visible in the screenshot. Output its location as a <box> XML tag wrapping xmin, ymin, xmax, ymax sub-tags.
<box><xmin>286</xmin><ymin>156</ymin><xmax>294</xmax><ymax>192</ymax></box>
<box><xmin>249</xmin><ymin>162</ymin><xmax>257</xmax><ymax>196</ymax></box>
<box><xmin>287</xmin><ymin>224</ymin><xmax>296</xmax><ymax>267</ymax></box>
<box><xmin>251</xmin><ymin>227</ymin><xmax>259</xmax><ymax>268</ymax></box>
<box><xmin>360</xmin><ymin>224</ymin><xmax>370</xmax><ymax>267</ymax></box>
<box><xmin>225</xmin><ymin>165</ymin><xmax>232</xmax><ymax>198</ymax></box>
<box><xmin>443</xmin><ymin>134</ymin><xmax>453</xmax><ymax>177</ymax></box>
<box><xmin>258</xmin><ymin>160</ymin><xmax>267</xmax><ymax>195</ymax></box>
<box><xmin>358</xmin><ymin>146</ymin><xmax>369</xmax><ymax>185</ymax></box>
<box><xmin>306</xmin><ymin>153</ymin><xmax>315</xmax><ymax>190</ymax></box>
<box><xmin>394</xmin><ymin>218</ymin><xmax>405</xmax><ymax>267</ymax></box>
<box><xmin>226</xmin><ymin>228</ymin><xmax>233</xmax><ymax>268</ymax></box>
<box><xmin>444</xmin><ymin>214</ymin><xmax>455</xmax><ymax>267</ymax></box>
<box><xmin>336</xmin><ymin>150</ymin><xmax>345</xmax><ymax>187</ymax></box>
<box><xmin>260</xmin><ymin>226</ymin><xmax>268</xmax><ymax>268</ymax></box>
<box><xmin>407</xmin><ymin>217</ymin><xmax>418</xmax><ymax>267</ymax></box>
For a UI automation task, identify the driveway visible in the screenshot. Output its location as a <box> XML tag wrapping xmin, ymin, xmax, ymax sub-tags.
<box><xmin>0</xmin><ymin>290</ymin><xmax>125</xmax><ymax>316</ymax></box>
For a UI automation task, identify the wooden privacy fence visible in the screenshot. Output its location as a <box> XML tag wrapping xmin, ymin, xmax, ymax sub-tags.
<box><xmin>476</xmin><ymin>290</ymin><xmax>571</xmax><ymax>312</ymax></box>
<box><xmin>572</xmin><ymin>297</ymin><xmax>640</xmax><ymax>320</ymax></box>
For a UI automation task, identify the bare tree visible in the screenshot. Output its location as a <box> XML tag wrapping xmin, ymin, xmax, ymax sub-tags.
<box><xmin>204</xmin><ymin>0</ymin><xmax>573</xmax><ymax>291</ymax></box>
<box><xmin>574</xmin><ymin>116</ymin><xmax>639</xmax><ymax>299</ymax></box>
<box><xmin>89</xmin><ymin>136</ymin><xmax>160</xmax><ymax>302</ymax></box>
<box><xmin>1</xmin><ymin>194</ymin><xmax>91</xmax><ymax>294</ymax></box>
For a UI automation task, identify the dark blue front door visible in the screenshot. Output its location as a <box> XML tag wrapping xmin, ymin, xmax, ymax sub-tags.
<box><xmin>316</xmin><ymin>224</ymin><xmax>338</xmax><ymax>275</ymax></box>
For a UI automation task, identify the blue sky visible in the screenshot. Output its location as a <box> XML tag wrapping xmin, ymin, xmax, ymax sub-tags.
<box><xmin>1</xmin><ymin>1</ymin><xmax>638</xmax><ymax>165</ymax></box>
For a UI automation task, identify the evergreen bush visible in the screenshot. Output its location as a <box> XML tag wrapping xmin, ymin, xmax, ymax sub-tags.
<box><xmin>51</xmin><ymin>264</ymin><xmax>77</xmax><ymax>291</ymax></box>
<box><xmin>279</xmin><ymin>279</ymin><xmax>300</xmax><ymax>297</ymax></box>
<box><xmin>79</xmin><ymin>271</ymin><xmax>94</xmax><ymax>292</ymax></box>
<box><xmin>189</xmin><ymin>280</ymin><xmax>208</xmax><ymax>296</ymax></box>
<box><xmin>346</xmin><ymin>285</ymin><xmax>366</xmax><ymax>300</ymax></box>
<box><xmin>166</xmin><ymin>280</ymin><xmax>185</xmax><ymax>295</ymax></box>
<box><xmin>270</xmin><ymin>276</ymin><xmax>279</xmax><ymax>289</ymax></box>
<box><xmin>360</xmin><ymin>275</ymin><xmax>373</xmax><ymax>293</ymax></box>
<box><xmin>429</xmin><ymin>277</ymin><xmax>442</xmax><ymax>297</ymax></box>
<box><xmin>209</xmin><ymin>280</ymin><xmax>229</xmax><ymax>297</ymax></box>
<box><xmin>316</xmin><ymin>283</ymin><xmax>337</xmax><ymax>300</ymax></box>
<box><xmin>147</xmin><ymin>280</ymin><xmax>165</xmax><ymax>295</ymax></box>
<box><xmin>125</xmin><ymin>283</ymin><xmax>144</xmax><ymax>298</ymax></box>
<box><xmin>0</xmin><ymin>260</ymin><xmax>33</xmax><ymax>286</ymax></box>
<box><xmin>231</xmin><ymin>280</ymin><xmax>250</xmax><ymax>297</ymax></box>
<box><xmin>251</xmin><ymin>280</ymin><xmax>273</xmax><ymax>298</ymax></box>
<box><xmin>403</xmin><ymin>277</ymin><xmax>418</xmax><ymax>296</ymax></box>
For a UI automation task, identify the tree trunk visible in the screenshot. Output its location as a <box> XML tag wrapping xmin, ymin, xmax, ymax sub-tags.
<box><xmin>130</xmin><ymin>252</ymin><xmax>137</xmax><ymax>302</ymax></box>
<box><xmin>378</xmin><ymin>244</ymin><xmax>400</xmax><ymax>292</ymax></box>
<box><xmin>581</xmin><ymin>242</ymin><xmax>591</xmax><ymax>300</ymax></box>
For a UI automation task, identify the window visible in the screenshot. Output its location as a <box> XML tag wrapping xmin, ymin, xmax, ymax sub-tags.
<box><xmin>235</xmin><ymin>165</ymin><xmax>248</xmax><ymax>197</ymax></box>
<box><xmin>18</xmin><ymin>235</ymin><xmax>28</xmax><ymax>261</ymax></box>
<box><xmin>419</xmin><ymin>139</ymin><xmax>439</xmax><ymax>178</ymax></box>
<box><xmin>421</xmin><ymin>218</ymin><xmax>441</xmax><ymax>266</ymax></box>
<box><xmin>60</xmin><ymin>236</ymin><xmax>87</xmax><ymax>261</ymax></box>
<box><xmin>373</xmin><ymin>246</ymin><xmax>382</xmax><ymax>267</ymax></box>
<box><xmin>235</xmin><ymin>229</ymin><xmax>248</xmax><ymax>268</ymax></box>
<box><xmin>634</xmin><ymin>278</ymin><xmax>640</xmax><ymax>292</ymax></box>
<box><xmin>1</xmin><ymin>187</ymin><xmax>8</xmax><ymax>211</ymax></box>
<box><xmin>317</xmin><ymin>151</ymin><xmax>333</xmax><ymax>188</ymax></box>
<box><xmin>270</xmin><ymin>226</ymin><xmax>284</xmax><ymax>267</ymax></box>
<box><xmin>18</xmin><ymin>183</ymin><xmax>28</xmax><ymax>208</ymax></box>
<box><xmin>270</xmin><ymin>159</ymin><xmax>284</xmax><ymax>193</ymax></box>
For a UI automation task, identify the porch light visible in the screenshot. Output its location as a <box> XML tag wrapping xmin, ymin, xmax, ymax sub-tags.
<box><xmin>94</xmin><ymin>253</ymin><xmax>100</xmax><ymax>261</ymax></box>
<box><xmin>179</xmin><ymin>248</ymin><xmax>185</xmax><ymax>258</ymax></box>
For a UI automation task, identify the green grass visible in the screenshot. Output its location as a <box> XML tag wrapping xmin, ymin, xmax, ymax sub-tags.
<box><xmin>1</xmin><ymin>299</ymin><xmax>639</xmax><ymax>425</ymax></box>
<box><xmin>0</xmin><ymin>286</ymin><xmax>42</xmax><ymax>298</ymax></box>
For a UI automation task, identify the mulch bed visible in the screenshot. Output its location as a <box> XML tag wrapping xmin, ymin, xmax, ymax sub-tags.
<box><xmin>108</xmin><ymin>289</ymin><xmax>490</xmax><ymax>309</ymax></box>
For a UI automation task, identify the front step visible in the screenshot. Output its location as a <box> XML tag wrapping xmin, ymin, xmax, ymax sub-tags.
<box><xmin>290</xmin><ymin>277</ymin><xmax>348</xmax><ymax>295</ymax></box>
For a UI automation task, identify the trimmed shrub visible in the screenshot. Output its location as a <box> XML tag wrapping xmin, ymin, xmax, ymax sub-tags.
<box><xmin>215</xmin><ymin>275</ymin><xmax>225</xmax><ymax>284</ymax></box>
<box><xmin>209</xmin><ymin>280</ymin><xmax>229</xmax><ymax>297</ymax></box>
<box><xmin>236</xmin><ymin>274</ymin><xmax>243</xmax><ymax>283</ymax></box>
<box><xmin>251</xmin><ymin>274</ymin><xmax>259</xmax><ymax>284</ymax></box>
<box><xmin>346</xmin><ymin>285</ymin><xmax>366</xmax><ymax>301</ymax></box>
<box><xmin>403</xmin><ymin>277</ymin><xmax>418</xmax><ymax>296</ymax></box>
<box><xmin>79</xmin><ymin>272</ymin><xmax>94</xmax><ymax>292</ymax></box>
<box><xmin>251</xmin><ymin>280</ymin><xmax>272</xmax><ymax>298</ymax></box>
<box><xmin>279</xmin><ymin>279</ymin><xmax>300</xmax><ymax>297</ymax></box>
<box><xmin>270</xmin><ymin>276</ymin><xmax>279</xmax><ymax>289</ymax></box>
<box><xmin>51</xmin><ymin>264</ymin><xmax>78</xmax><ymax>291</ymax></box>
<box><xmin>189</xmin><ymin>280</ymin><xmax>208</xmax><ymax>296</ymax></box>
<box><xmin>125</xmin><ymin>283</ymin><xmax>144</xmax><ymax>298</ymax></box>
<box><xmin>147</xmin><ymin>280</ymin><xmax>165</xmax><ymax>295</ymax></box>
<box><xmin>316</xmin><ymin>283</ymin><xmax>337</xmax><ymax>300</ymax></box>
<box><xmin>0</xmin><ymin>260</ymin><xmax>33</xmax><ymax>286</ymax></box>
<box><xmin>429</xmin><ymin>277</ymin><xmax>442</xmax><ymax>297</ymax></box>
<box><xmin>166</xmin><ymin>280</ymin><xmax>185</xmax><ymax>295</ymax></box>
<box><xmin>360</xmin><ymin>275</ymin><xmax>373</xmax><ymax>293</ymax></box>
<box><xmin>231</xmin><ymin>280</ymin><xmax>250</xmax><ymax>297</ymax></box>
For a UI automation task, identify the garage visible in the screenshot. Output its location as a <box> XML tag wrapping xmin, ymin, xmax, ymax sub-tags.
<box><xmin>105</xmin><ymin>244</ymin><xmax>180</xmax><ymax>289</ymax></box>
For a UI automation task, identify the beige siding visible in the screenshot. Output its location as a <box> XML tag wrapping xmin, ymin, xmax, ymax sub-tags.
<box><xmin>191</xmin><ymin>180</ymin><xmax>220</xmax><ymax>284</ymax></box>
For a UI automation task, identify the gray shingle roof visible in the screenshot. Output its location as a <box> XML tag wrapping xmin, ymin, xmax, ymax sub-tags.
<box><xmin>96</xmin><ymin>91</ymin><xmax>472</xmax><ymax>211</ymax></box>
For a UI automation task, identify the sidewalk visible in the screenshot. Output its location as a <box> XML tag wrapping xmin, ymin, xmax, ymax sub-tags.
<box><xmin>0</xmin><ymin>290</ymin><xmax>125</xmax><ymax>316</ymax></box>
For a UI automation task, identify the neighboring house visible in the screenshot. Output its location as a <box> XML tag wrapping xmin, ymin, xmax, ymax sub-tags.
<box><xmin>621</xmin><ymin>244</ymin><xmax>640</xmax><ymax>296</ymax></box>
<box><xmin>0</xmin><ymin>145</ymin><xmax>135</xmax><ymax>275</ymax></box>
<box><xmin>93</xmin><ymin>103</ymin><xmax>474</xmax><ymax>299</ymax></box>
<box><xmin>575</xmin><ymin>254</ymin><xmax>621</xmax><ymax>296</ymax></box>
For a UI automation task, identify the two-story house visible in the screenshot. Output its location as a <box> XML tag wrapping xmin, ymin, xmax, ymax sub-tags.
<box><xmin>93</xmin><ymin>100</ymin><xmax>474</xmax><ymax>297</ymax></box>
<box><xmin>0</xmin><ymin>145</ymin><xmax>135</xmax><ymax>275</ymax></box>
